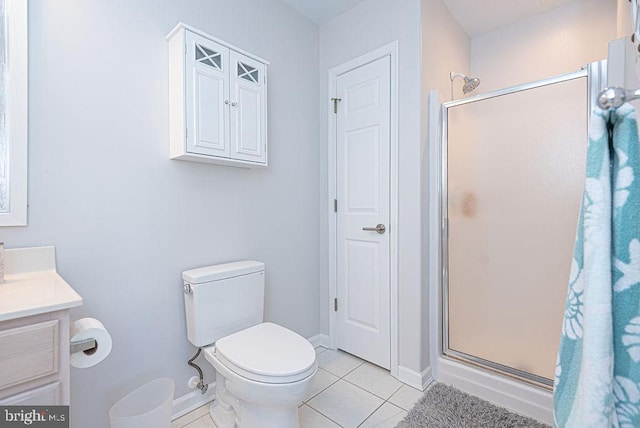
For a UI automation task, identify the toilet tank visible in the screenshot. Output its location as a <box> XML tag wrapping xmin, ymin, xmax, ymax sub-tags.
<box><xmin>183</xmin><ymin>261</ymin><xmax>265</xmax><ymax>347</ymax></box>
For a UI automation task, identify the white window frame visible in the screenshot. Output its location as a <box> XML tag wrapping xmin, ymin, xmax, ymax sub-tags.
<box><xmin>0</xmin><ymin>0</ymin><xmax>27</xmax><ymax>226</ymax></box>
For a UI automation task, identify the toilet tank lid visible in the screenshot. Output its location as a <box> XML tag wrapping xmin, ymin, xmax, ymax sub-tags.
<box><xmin>182</xmin><ymin>260</ymin><xmax>264</xmax><ymax>284</ymax></box>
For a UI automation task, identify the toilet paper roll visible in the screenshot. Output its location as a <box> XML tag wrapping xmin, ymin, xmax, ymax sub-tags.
<box><xmin>70</xmin><ymin>318</ymin><xmax>112</xmax><ymax>368</ymax></box>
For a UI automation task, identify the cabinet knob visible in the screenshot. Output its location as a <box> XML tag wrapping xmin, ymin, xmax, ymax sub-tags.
<box><xmin>224</xmin><ymin>100</ymin><xmax>230</xmax><ymax>105</ymax></box>
<box><xmin>231</xmin><ymin>102</ymin><xmax>238</xmax><ymax>107</ymax></box>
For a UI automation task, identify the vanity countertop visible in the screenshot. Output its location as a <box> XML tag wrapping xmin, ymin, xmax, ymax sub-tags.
<box><xmin>0</xmin><ymin>246</ymin><xmax>82</xmax><ymax>322</ymax></box>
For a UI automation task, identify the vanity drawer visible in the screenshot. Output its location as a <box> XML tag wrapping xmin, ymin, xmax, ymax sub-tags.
<box><xmin>0</xmin><ymin>320</ymin><xmax>59</xmax><ymax>389</ymax></box>
<box><xmin>0</xmin><ymin>382</ymin><xmax>62</xmax><ymax>405</ymax></box>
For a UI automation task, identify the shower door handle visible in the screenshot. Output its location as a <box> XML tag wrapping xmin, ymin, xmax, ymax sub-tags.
<box><xmin>363</xmin><ymin>224</ymin><xmax>386</xmax><ymax>234</ymax></box>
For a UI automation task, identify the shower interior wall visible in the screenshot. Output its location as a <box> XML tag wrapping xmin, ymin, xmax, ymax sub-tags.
<box><xmin>470</xmin><ymin>0</ymin><xmax>616</xmax><ymax>92</ymax></box>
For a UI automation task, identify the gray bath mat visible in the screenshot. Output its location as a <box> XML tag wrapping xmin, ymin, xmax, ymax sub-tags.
<box><xmin>396</xmin><ymin>383</ymin><xmax>550</xmax><ymax>428</ymax></box>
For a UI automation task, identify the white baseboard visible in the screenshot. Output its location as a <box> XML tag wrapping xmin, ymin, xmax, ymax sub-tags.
<box><xmin>436</xmin><ymin>357</ymin><xmax>553</xmax><ymax>425</ymax></box>
<box><xmin>397</xmin><ymin>365</ymin><xmax>433</xmax><ymax>391</ymax></box>
<box><xmin>172</xmin><ymin>384</ymin><xmax>216</xmax><ymax>421</ymax></box>
<box><xmin>307</xmin><ymin>333</ymin><xmax>331</xmax><ymax>349</ymax></box>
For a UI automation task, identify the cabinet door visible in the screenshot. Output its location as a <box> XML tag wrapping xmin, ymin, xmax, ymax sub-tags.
<box><xmin>185</xmin><ymin>32</ymin><xmax>230</xmax><ymax>158</ymax></box>
<box><xmin>229</xmin><ymin>51</ymin><xmax>266</xmax><ymax>164</ymax></box>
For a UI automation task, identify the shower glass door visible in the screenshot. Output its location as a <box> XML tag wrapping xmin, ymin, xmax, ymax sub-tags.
<box><xmin>441</xmin><ymin>66</ymin><xmax>600</xmax><ymax>387</ymax></box>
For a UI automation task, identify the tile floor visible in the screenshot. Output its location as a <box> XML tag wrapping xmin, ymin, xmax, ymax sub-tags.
<box><xmin>171</xmin><ymin>346</ymin><xmax>426</xmax><ymax>428</ymax></box>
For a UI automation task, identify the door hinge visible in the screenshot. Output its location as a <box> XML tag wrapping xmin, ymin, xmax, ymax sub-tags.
<box><xmin>185</xmin><ymin>128</ymin><xmax>188</xmax><ymax>140</ymax></box>
<box><xmin>331</xmin><ymin>97</ymin><xmax>342</xmax><ymax>114</ymax></box>
<box><xmin>334</xmin><ymin>199</ymin><xmax>337</xmax><ymax>213</ymax></box>
<box><xmin>185</xmin><ymin>44</ymin><xmax>188</xmax><ymax>55</ymax></box>
<box><xmin>334</xmin><ymin>298</ymin><xmax>338</xmax><ymax>311</ymax></box>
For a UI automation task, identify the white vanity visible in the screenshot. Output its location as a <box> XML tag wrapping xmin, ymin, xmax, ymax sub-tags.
<box><xmin>0</xmin><ymin>246</ymin><xmax>82</xmax><ymax>405</ymax></box>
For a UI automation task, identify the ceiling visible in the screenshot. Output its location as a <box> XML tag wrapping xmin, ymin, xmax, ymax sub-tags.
<box><xmin>442</xmin><ymin>0</ymin><xmax>580</xmax><ymax>36</ymax></box>
<box><xmin>280</xmin><ymin>0</ymin><xmax>581</xmax><ymax>35</ymax></box>
<box><xmin>279</xmin><ymin>0</ymin><xmax>368</xmax><ymax>24</ymax></box>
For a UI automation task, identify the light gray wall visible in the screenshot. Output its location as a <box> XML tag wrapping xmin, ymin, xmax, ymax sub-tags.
<box><xmin>319</xmin><ymin>0</ymin><xmax>427</xmax><ymax>378</ymax></box>
<box><xmin>2</xmin><ymin>1</ymin><xmax>319</xmax><ymax>426</ymax></box>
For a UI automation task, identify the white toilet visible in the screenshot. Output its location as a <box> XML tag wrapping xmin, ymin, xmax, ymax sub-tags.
<box><xmin>183</xmin><ymin>261</ymin><xmax>317</xmax><ymax>428</ymax></box>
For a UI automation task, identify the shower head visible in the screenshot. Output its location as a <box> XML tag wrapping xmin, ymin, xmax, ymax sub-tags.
<box><xmin>463</xmin><ymin>76</ymin><xmax>481</xmax><ymax>93</ymax></box>
<box><xmin>450</xmin><ymin>71</ymin><xmax>481</xmax><ymax>94</ymax></box>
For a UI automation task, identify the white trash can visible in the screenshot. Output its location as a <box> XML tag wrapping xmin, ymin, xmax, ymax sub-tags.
<box><xmin>109</xmin><ymin>378</ymin><xmax>175</xmax><ymax>428</ymax></box>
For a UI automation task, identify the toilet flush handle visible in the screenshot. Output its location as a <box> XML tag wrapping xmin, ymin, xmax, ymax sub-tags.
<box><xmin>184</xmin><ymin>283</ymin><xmax>193</xmax><ymax>294</ymax></box>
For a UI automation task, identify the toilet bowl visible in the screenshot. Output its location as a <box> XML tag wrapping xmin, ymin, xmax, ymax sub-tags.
<box><xmin>204</xmin><ymin>323</ymin><xmax>317</xmax><ymax>428</ymax></box>
<box><xmin>182</xmin><ymin>261</ymin><xmax>317</xmax><ymax>428</ymax></box>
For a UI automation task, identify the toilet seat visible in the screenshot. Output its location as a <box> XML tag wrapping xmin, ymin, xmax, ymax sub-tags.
<box><xmin>212</xmin><ymin>322</ymin><xmax>317</xmax><ymax>384</ymax></box>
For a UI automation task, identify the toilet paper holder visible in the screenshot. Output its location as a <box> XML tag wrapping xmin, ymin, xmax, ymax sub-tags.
<box><xmin>70</xmin><ymin>337</ymin><xmax>98</xmax><ymax>355</ymax></box>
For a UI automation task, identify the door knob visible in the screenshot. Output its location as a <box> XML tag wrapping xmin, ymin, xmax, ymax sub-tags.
<box><xmin>362</xmin><ymin>224</ymin><xmax>386</xmax><ymax>234</ymax></box>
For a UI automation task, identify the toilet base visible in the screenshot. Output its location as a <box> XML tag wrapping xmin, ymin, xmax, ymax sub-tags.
<box><xmin>204</xmin><ymin>346</ymin><xmax>315</xmax><ymax>428</ymax></box>
<box><xmin>210</xmin><ymin>400</ymin><xmax>237</xmax><ymax>428</ymax></box>
<box><xmin>209</xmin><ymin>396</ymin><xmax>301</xmax><ymax>428</ymax></box>
<box><xmin>210</xmin><ymin>370</ymin><xmax>239</xmax><ymax>428</ymax></box>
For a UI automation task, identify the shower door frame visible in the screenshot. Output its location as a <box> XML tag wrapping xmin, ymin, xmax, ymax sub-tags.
<box><xmin>439</xmin><ymin>61</ymin><xmax>605</xmax><ymax>389</ymax></box>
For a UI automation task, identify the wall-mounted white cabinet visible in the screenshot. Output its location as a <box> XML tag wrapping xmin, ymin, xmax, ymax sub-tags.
<box><xmin>167</xmin><ymin>23</ymin><xmax>268</xmax><ymax>168</ymax></box>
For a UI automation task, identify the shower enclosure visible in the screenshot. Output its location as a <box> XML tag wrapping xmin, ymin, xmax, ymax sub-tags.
<box><xmin>440</xmin><ymin>62</ymin><xmax>605</xmax><ymax>388</ymax></box>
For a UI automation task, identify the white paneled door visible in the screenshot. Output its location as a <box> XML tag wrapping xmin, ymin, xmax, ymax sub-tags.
<box><xmin>336</xmin><ymin>55</ymin><xmax>391</xmax><ymax>369</ymax></box>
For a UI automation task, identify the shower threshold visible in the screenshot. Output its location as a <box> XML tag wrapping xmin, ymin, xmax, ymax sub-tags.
<box><xmin>443</xmin><ymin>349</ymin><xmax>553</xmax><ymax>391</ymax></box>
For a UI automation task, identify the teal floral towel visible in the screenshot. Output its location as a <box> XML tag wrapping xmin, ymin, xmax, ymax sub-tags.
<box><xmin>554</xmin><ymin>103</ymin><xmax>640</xmax><ymax>427</ymax></box>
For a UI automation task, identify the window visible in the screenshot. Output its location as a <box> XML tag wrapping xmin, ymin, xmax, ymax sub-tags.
<box><xmin>0</xmin><ymin>0</ymin><xmax>27</xmax><ymax>226</ymax></box>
